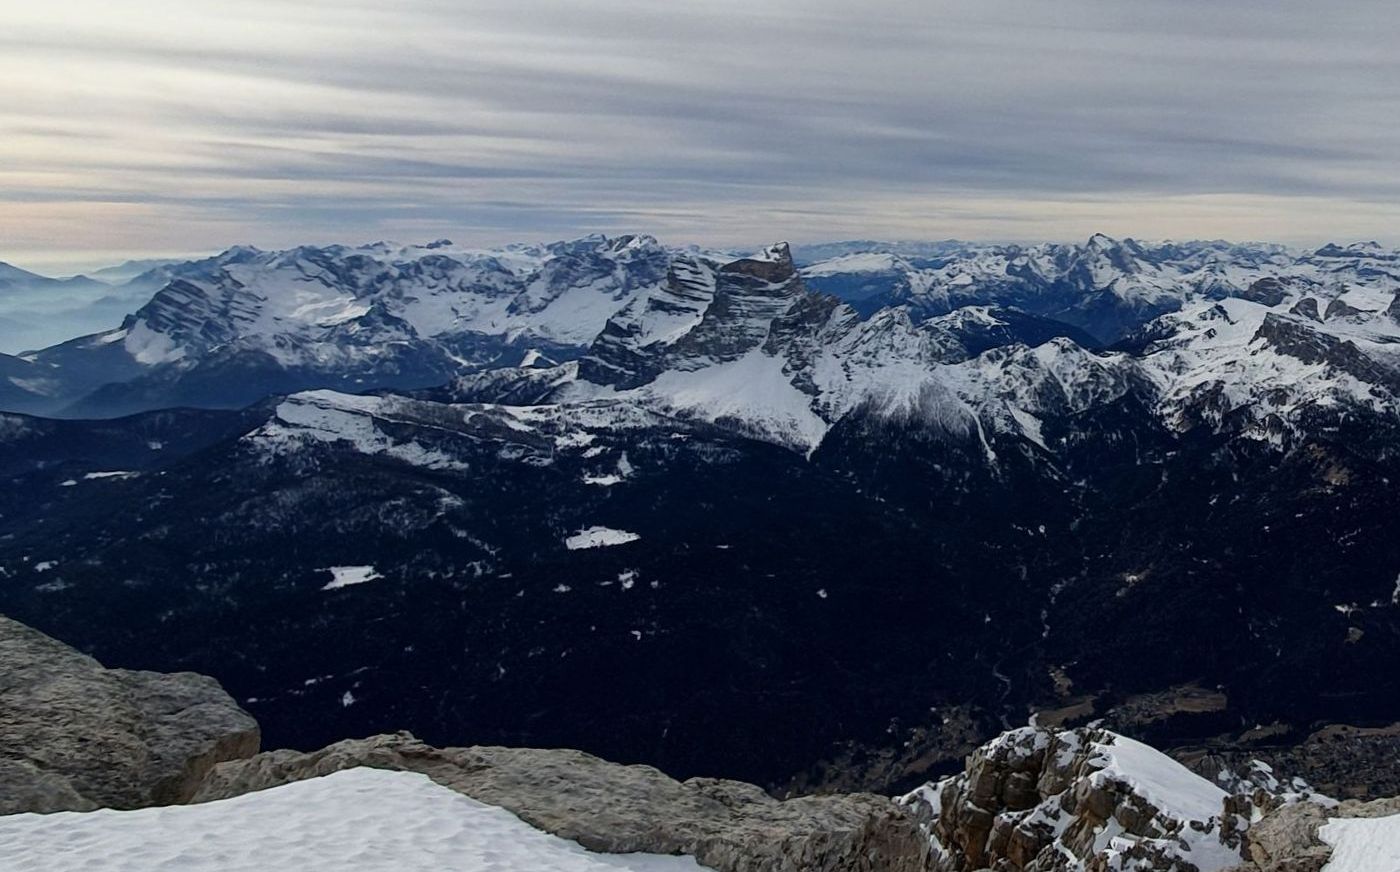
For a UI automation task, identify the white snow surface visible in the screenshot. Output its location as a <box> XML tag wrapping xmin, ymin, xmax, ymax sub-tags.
<box><xmin>565</xmin><ymin>526</ymin><xmax>641</xmax><ymax>550</ymax></box>
<box><xmin>1087</xmin><ymin>732</ymin><xmax>1228</xmax><ymax>823</ymax></box>
<box><xmin>0</xmin><ymin>767</ymin><xmax>708</xmax><ymax>872</ymax></box>
<box><xmin>1319</xmin><ymin>814</ymin><xmax>1400</xmax><ymax>872</ymax></box>
<box><xmin>800</xmin><ymin>251</ymin><xmax>899</xmax><ymax>276</ymax></box>
<box><xmin>321</xmin><ymin>565</ymin><xmax>383</xmax><ymax>590</ymax></box>
<box><xmin>644</xmin><ymin>350</ymin><xmax>828</xmax><ymax>451</ymax></box>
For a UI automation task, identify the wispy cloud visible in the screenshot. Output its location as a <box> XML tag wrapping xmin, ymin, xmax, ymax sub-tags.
<box><xmin>4</xmin><ymin>0</ymin><xmax>1400</xmax><ymax>272</ymax></box>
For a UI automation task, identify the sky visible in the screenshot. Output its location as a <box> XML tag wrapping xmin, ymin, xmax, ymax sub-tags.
<box><xmin>4</xmin><ymin>0</ymin><xmax>1400</xmax><ymax>274</ymax></box>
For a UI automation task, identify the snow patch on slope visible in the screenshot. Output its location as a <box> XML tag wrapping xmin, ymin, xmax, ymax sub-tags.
<box><xmin>321</xmin><ymin>566</ymin><xmax>383</xmax><ymax>590</ymax></box>
<box><xmin>1088</xmin><ymin>732</ymin><xmax>1228</xmax><ymax>824</ymax></box>
<box><xmin>643</xmin><ymin>350</ymin><xmax>827</xmax><ymax>451</ymax></box>
<box><xmin>565</xmin><ymin>526</ymin><xmax>641</xmax><ymax>550</ymax></box>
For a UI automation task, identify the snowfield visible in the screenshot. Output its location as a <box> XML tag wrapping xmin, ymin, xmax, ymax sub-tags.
<box><xmin>1087</xmin><ymin>732</ymin><xmax>1228</xmax><ymax>823</ymax></box>
<box><xmin>0</xmin><ymin>768</ymin><xmax>709</xmax><ymax>872</ymax></box>
<box><xmin>321</xmin><ymin>565</ymin><xmax>383</xmax><ymax>590</ymax></box>
<box><xmin>1319</xmin><ymin>813</ymin><xmax>1400</xmax><ymax>872</ymax></box>
<box><xmin>566</xmin><ymin>526</ymin><xmax>641</xmax><ymax>550</ymax></box>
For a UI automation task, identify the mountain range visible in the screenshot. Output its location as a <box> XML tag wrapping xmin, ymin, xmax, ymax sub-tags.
<box><xmin>3</xmin><ymin>233</ymin><xmax>1400</xmax><ymax>791</ymax></box>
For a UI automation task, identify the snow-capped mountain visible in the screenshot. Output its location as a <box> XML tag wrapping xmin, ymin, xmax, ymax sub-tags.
<box><xmin>3</xmin><ymin>235</ymin><xmax>672</xmax><ymax>416</ymax></box>
<box><xmin>437</xmin><ymin>238</ymin><xmax>1400</xmax><ymax>461</ymax></box>
<box><xmin>798</xmin><ymin>236</ymin><xmax>1399</xmax><ymax>344</ymax></box>
<box><xmin>7</xmin><ymin>233</ymin><xmax>1400</xmax><ymax>434</ymax></box>
<box><xmin>6</xmin><ymin>233</ymin><xmax>1400</xmax><ymax>793</ymax></box>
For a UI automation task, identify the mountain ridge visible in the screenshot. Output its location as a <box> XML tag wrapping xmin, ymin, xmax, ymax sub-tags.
<box><xmin>5</xmin><ymin>233</ymin><xmax>1400</xmax><ymax>791</ymax></box>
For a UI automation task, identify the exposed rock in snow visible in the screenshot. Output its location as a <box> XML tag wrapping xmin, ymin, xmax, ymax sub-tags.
<box><xmin>899</xmin><ymin>724</ymin><xmax>1400</xmax><ymax>872</ymax></box>
<box><xmin>1238</xmin><ymin>801</ymin><xmax>1335</xmax><ymax>871</ymax></box>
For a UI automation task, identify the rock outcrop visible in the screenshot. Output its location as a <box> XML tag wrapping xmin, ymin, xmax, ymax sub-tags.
<box><xmin>901</xmin><ymin>725</ymin><xmax>1252</xmax><ymax>872</ymax></box>
<box><xmin>194</xmin><ymin>731</ymin><xmax>933</xmax><ymax>872</ymax></box>
<box><xmin>1229</xmin><ymin>794</ymin><xmax>1400</xmax><ymax>872</ymax></box>
<box><xmin>0</xmin><ymin>614</ymin><xmax>259</xmax><ymax>814</ymax></box>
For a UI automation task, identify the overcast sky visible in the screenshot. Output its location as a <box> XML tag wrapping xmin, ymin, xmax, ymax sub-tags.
<box><xmin>4</xmin><ymin>0</ymin><xmax>1400</xmax><ymax>273</ymax></box>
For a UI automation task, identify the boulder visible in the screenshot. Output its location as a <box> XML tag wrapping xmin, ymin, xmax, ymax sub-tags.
<box><xmin>194</xmin><ymin>731</ymin><xmax>932</xmax><ymax>872</ymax></box>
<box><xmin>0</xmin><ymin>614</ymin><xmax>259</xmax><ymax>813</ymax></box>
<box><xmin>1239</xmin><ymin>801</ymin><xmax>1331</xmax><ymax>872</ymax></box>
<box><xmin>1233</xmin><ymin>795</ymin><xmax>1400</xmax><ymax>872</ymax></box>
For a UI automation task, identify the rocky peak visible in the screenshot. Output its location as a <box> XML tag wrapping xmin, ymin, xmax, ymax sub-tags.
<box><xmin>722</xmin><ymin>242</ymin><xmax>796</xmax><ymax>283</ymax></box>
<box><xmin>1312</xmin><ymin>243</ymin><xmax>1348</xmax><ymax>258</ymax></box>
<box><xmin>576</xmin><ymin>253</ymin><xmax>722</xmax><ymax>388</ymax></box>
<box><xmin>1074</xmin><ymin>234</ymin><xmax>1148</xmax><ymax>277</ymax></box>
<box><xmin>1323</xmin><ymin>297</ymin><xmax>1367</xmax><ymax>321</ymax></box>
<box><xmin>1289</xmin><ymin>297</ymin><xmax>1322</xmax><ymax>322</ymax></box>
<box><xmin>1238</xmin><ymin>277</ymin><xmax>1290</xmax><ymax>307</ymax></box>
<box><xmin>901</xmin><ymin>725</ymin><xmax>1251</xmax><ymax>872</ymax></box>
<box><xmin>1252</xmin><ymin>313</ymin><xmax>1395</xmax><ymax>388</ymax></box>
<box><xmin>587</xmin><ymin>244</ymin><xmax>811</xmax><ymax>381</ymax></box>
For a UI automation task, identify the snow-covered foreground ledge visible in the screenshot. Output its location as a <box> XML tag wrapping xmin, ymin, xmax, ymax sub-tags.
<box><xmin>0</xmin><ymin>768</ymin><xmax>709</xmax><ymax>872</ymax></box>
<box><xmin>1319</xmin><ymin>813</ymin><xmax>1400</xmax><ymax>872</ymax></box>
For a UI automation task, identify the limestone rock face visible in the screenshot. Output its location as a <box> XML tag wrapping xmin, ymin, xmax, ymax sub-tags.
<box><xmin>194</xmin><ymin>731</ymin><xmax>933</xmax><ymax>872</ymax></box>
<box><xmin>0</xmin><ymin>615</ymin><xmax>259</xmax><ymax>814</ymax></box>
<box><xmin>901</xmin><ymin>726</ymin><xmax>1250</xmax><ymax>872</ymax></box>
<box><xmin>1232</xmin><ymin>795</ymin><xmax>1400</xmax><ymax>872</ymax></box>
<box><xmin>1237</xmin><ymin>801</ymin><xmax>1331</xmax><ymax>872</ymax></box>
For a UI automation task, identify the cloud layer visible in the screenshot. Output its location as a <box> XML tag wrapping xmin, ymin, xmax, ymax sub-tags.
<box><xmin>4</xmin><ymin>0</ymin><xmax>1400</xmax><ymax>272</ymax></box>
